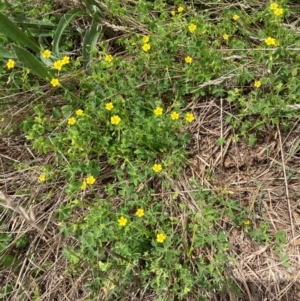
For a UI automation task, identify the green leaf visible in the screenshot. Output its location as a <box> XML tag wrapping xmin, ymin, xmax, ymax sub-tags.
<box><xmin>0</xmin><ymin>12</ymin><xmax>40</xmax><ymax>52</ymax></box>
<box><xmin>82</xmin><ymin>21</ymin><xmax>102</xmax><ymax>68</ymax></box>
<box><xmin>12</xmin><ymin>45</ymin><xmax>54</xmax><ymax>80</ymax></box>
<box><xmin>52</xmin><ymin>8</ymin><xmax>86</xmax><ymax>55</ymax></box>
<box><xmin>0</xmin><ymin>254</ymin><xmax>22</xmax><ymax>271</ymax></box>
<box><xmin>216</xmin><ymin>137</ymin><xmax>226</xmax><ymax>146</ymax></box>
<box><xmin>247</xmin><ymin>134</ymin><xmax>257</xmax><ymax>147</ymax></box>
<box><xmin>61</xmin><ymin>105</ymin><xmax>73</xmax><ymax>117</ymax></box>
<box><xmin>52</xmin><ymin>108</ymin><xmax>61</xmax><ymax>118</ymax></box>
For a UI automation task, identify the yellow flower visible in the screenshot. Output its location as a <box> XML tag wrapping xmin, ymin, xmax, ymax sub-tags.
<box><xmin>61</xmin><ymin>56</ymin><xmax>70</xmax><ymax>65</ymax></box>
<box><xmin>223</xmin><ymin>34</ymin><xmax>229</xmax><ymax>40</ymax></box>
<box><xmin>152</xmin><ymin>164</ymin><xmax>162</xmax><ymax>173</ymax></box>
<box><xmin>156</xmin><ymin>233</ymin><xmax>166</xmax><ymax>243</ymax></box>
<box><xmin>269</xmin><ymin>3</ymin><xmax>278</xmax><ymax>10</ymax></box>
<box><xmin>80</xmin><ymin>181</ymin><xmax>87</xmax><ymax>190</ymax></box>
<box><xmin>142</xmin><ymin>35</ymin><xmax>149</xmax><ymax>43</ymax></box>
<box><xmin>154</xmin><ymin>107</ymin><xmax>163</xmax><ymax>116</ymax></box>
<box><xmin>76</xmin><ymin>109</ymin><xmax>83</xmax><ymax>116</ymax></box>
<box><xmin>68</xmin><ymin>117</ymin><xmax>76</xmax><ymax>125</ymax></box>
<box><xmin>188</xmin><ymin>23</ymin><xmax>197</xmax><ymax>33</ymax></box>
<box><xmin>38</xmin><ymin>174</ymin><xmax>46</xmax><ymax>182</ymax></box>
<box><xmin>232</xmin><ymin>14</ymin><xmax>239</xmax><ymax>21</ymax></box>
<box><xmin>105</xmin><ymin>102</ymin><xmax>114</xmax><ymax>111</ymax></box>
<box><xmin>186</xmin><ymin>112</ymin><xmax>195</xmax><ymax>123</ymax></box>
<box><xmin>265</xmin><ymin>36</ymin><xmax>276</xmax><ymax>46</ymax></box>
<box><xmin>53</xmin><ymin>60</ymin><xmax>63</xmax><ymax>71</ymax></box>
<box><xmin>105</xmin><ymin>54</ymin><xmax>113</xmax><ymax>62</ymax></box>
<box><xmin>6</xmin><ymin>59</ymin><xmax>15</xmax><ymax>69</ymax></box>
<box><xmin>274</xmin><ymin>8</ymin><xmax>283</xmax><ymax>16</ymax></box>
<box><xmin>136</xmin><ymin>209</ymin><xmax>144</xmax><ymax>218</ymax></box>
<box><xmin>142</xmin><ymin>43</ymin><xmax>151</xmax><ymax>52</ymax></box>
<box><xmin>185</xmin><ymin>56</ymin><xmax>192</xmax><ymax>64</ymax></box>
<box><xmin>118</xmin><ymin>216</ymin><xmax>128</xmax><ymax>227</ymax></box>
<box><xmin>42</xmin><ymin>50</ymin><xmax>51</xmax><ymax>58</ymax></box>
<box><xmin>243</xmin><ymin>219</ymin><xmax>250</xmax><ymax>226</ymax></box>
<box><xmin>111</xmin><ymin>115</ymin><xmax>121</xmax><ymax>125</ymax></box>
<box><xmin>254</xmin><ymin>80</ymin><xmax>261</xmax><ymax>88</ymax></box>
<box><xmin>177</xmin><ymin>5</ymin><xmax>184</xmax><ymax>13</ymax></box>
<box><xmin>170</xmin><ymin>10</ymin><xmax>175</xmax><ymax>16</ymax></box>
<box><xmin>170</xmin><ymin>111</ymin><xmax>179</xmax><ymax>120</ymax></box>
<box><xmin>50</xmin><ymin>78</ymin><xmax>59</xmax><ymax>87</ymax></box>
<box><xmin>86</xmin><ymin>175</ymin><xmax>96</xmax><ymax>185</ymax></box>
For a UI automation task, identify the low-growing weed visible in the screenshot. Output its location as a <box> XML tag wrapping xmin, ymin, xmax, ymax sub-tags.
<box><xmin>1</xmin><ymin>0</ymin><xmax>299</xmax><ymax>299</ymax></box>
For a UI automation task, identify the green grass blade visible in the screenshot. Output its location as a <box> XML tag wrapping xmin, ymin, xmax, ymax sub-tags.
<box><xmin>0</xmin><ymin>12</ymin><xmax>40</xmax><ymax>52</ymax></box>
<box><xmin>82</xmin><ymin>21</ymin><xmax>102</xmax><ymax>68</ymax></box>
<box><xmin>0</xmin><ymin>48</ymin><xmax>16</xmax><ymax>58</ymax></box>
<box><xmin>84</xmin><ymin>0</ymin><xmax>103</xmax><ymax>18</ymax></box>
<box><xmin>12</xmin><ymin>45</ymin><xmax>54</xmax><ymax>81</ymax></box>
<box><xmin>52</xmin><ymin>8</ymin><xmax>86</xmax><ymax>56</ymax></box>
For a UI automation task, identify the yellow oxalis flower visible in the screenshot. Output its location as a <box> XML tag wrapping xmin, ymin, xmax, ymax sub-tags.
<box><xmin>154</xmin><ymin>107</ymin><xmax>163</xmax><ymax>116</ymax></box>
<box><xmin>142</xmin><ymin>43</ymin><xmax>151</xmax><ymax>52</ymax></box>
<box><xmin>6</xmin><ymin>59</ymin><xmax>15</xmax><ymax>69</ymax></box>
<box><xmin>170</xmin><ymin>10</ymin><xmax>175</xmax><ymax>16</ymax></box>
<box><xmin>68</xmin><ymin>117</ymin><xmax>76</xmax><ymax>125</ymax></box>
<box><xmin>274</xmin><ymin>8</ymin><xmax>283</xmax><ymax>16</ymax></box>
<box><xmin>156</xmin><ymin>233</ymin><xmax>166</xmax><ymax>243</ymax></box>
<box><xmin>76</xmin><ymin>109</ymin><xmax>83</xmax><ymax>116</ymax></box>
<box><xmin>136</xmin><ymin>209</ymin><xmax>144</xmax><ymax>218</ymax></box>
<box><xmin>232</xmin><ymin>14</ymin><xmax>239</xmax><ymax>21</ymax></box>
<box><xmin>243</xmin><ymin>219</ymin><xmax>250</xmax><ymax>226</ymax></box>
<box><xmin>111</xmin><ymin>115</ymin><xmax>121</xmax><ymax>125</ymax></box>
<box><xmin>152</xmin><ymin>164</ymin><xmax>162</xmax><ymax>173</ymax></box>
<box><xmin>185</xmin><ymin>56</ymin><xmax>192</xmax><ymax>64</ymax></box>
<box><xmin>105</xmin><ymin>54</ymin><xmax>113</xmax><ymax>62</ymax></box>
<box><xmin>170</xmin><ymin>112</ymin><xmax>179</xmax><ymax>120</ymax></box>
<box><xmin>223</xmin><ymin>34</ymin><xmax>229</xmax><ymax>40</ymax></box>
<box><xmin>142</xmin><ymin>35</ymin><xmax>149</xmax><ymax>43</ymax></box>
<box><xmin>188</xmin><ymin>23</ymin><xmax>197</xmax><ymax>33</ymax></box>
<box><xmin>53</xmin><ymin>60</ymin><xmax>63</xmax><ymax>71</ymax></box>
<box><xmin>254</xmin><ymin>80</ymin><xmax>261</xmax><ymax>88</ymax></box>
<box><xmin>86</xmin><ymin>176</ymin><xmax>96</xmax><ymax>185</ymax></box>
<box><xmin>269</xmin><ymin>3</ymin><xmax>278</xmax><ymax>10</ymax></box>
<box><xmin>42</xmin><ymin>50</ymin><xmax>51</xmax><ymax>58</ymax></box>
<box><xmin>118</xmin><ymin>216</ymin><xmax>128</xmax><ymax>227</ymax></box>
<box><xmin>50</xmin><ymin>78</ymin><xmax>59</xmax><ymax>87</ymax></box>
<box><xmin>186</xmin><ymin>113</ymin><xmax>195</xmax><ymax>123</ymax></box>
<box><xmin>265</xmin><ymin>37</ymin><xmax>276</xmax><ymax>46</ymax></box>
<box><xmin>105</xmin><ymin>102</ymin><xmax>113</xmax><ymax>111</ymax></box>
<box><xmin>177</xmin><ymin>6</ymin><xmax>184</xmax><ymax>12</ymax></box>
<box><xmin>38</xmin><ymin>174</ymin><xmax>46</xmax><ymax>182</ymax></box>
<box><xmin>61</xmin><ymin>56</ymin><xmax>70</xmax><ymax>65</ymax></box>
